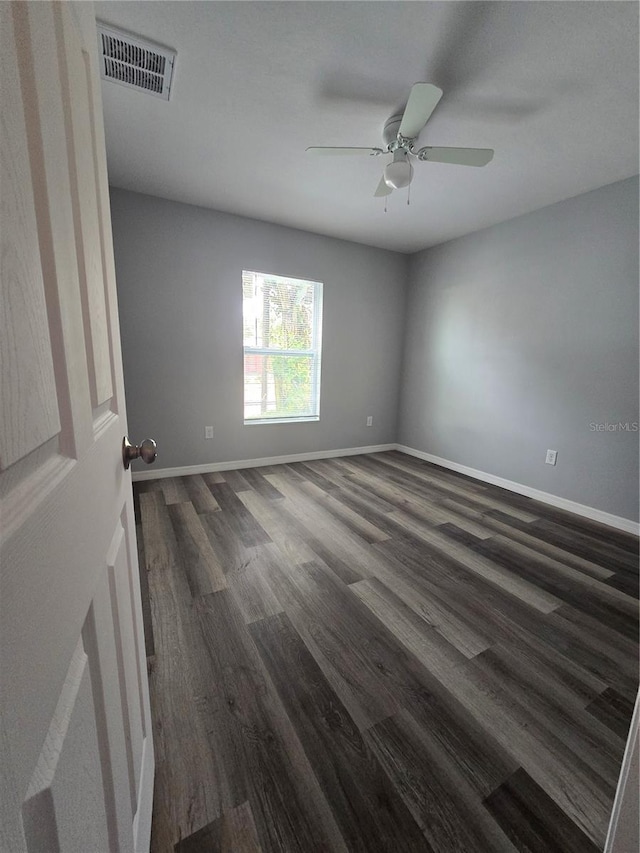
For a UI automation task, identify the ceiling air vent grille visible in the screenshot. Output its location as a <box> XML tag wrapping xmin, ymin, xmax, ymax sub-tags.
<box><xmin>97</xmin><ymin>24</ymin><xmax>176</xmax><ymax>100</ymax></box>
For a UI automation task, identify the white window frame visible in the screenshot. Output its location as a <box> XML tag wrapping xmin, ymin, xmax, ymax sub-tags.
<box><xmin>242</xmin><ymin>270</ymin><xmax>323</xmax><ymax>425</ymax></box>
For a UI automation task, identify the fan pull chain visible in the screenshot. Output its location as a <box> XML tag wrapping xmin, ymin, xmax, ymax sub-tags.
<box><xmin>407</xmin><ymin>183</ymin><xmax>411</xmax><ymax>206</ymax></box>
<box><xmin>384</xmin><ymin>196</ymin><xmax>388</xmax><ymax>213</ymax></box>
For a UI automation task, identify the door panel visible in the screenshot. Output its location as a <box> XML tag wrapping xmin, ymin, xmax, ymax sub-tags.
<box><xmin>0</xmin><ymin>3</ymin><xmax>60</xmax><ymax>469</ymax></box>
<box><xmin>21</xmin><ymin>639</ymin><xmax>111</xmax><ymax>853</ymax></box>
<box><xmin>19</xmin><ymin>0</ymin><xmax>93</xmax><ymax>460</ymax></box>
<box><xmin>83</xmin><ymin>576</ymin><xmax>135</xmax><ymax>853</ymax></box>
<box><xmin>57</xmin><ymin>3</ymin><xmax>113</xmax><ymax>409</ymax></box>
<box><xmin>0</xmin><ymin>2</ymin><xmax>153</xmax><ymax>851</ymax></box>
<box><xmin>108</xmin><ymin>518</ymin><xmax>144</xmax><ymax>813</ymax></box>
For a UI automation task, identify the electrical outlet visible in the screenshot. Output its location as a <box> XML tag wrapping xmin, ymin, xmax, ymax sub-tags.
<box><xmin>205</xmin><ymin>426</ymin><xmax>214</xmax><ymax>440</ymax></box>
<box><xmin>366</xmin><ymin>416</ymin><xmax>373</xmax><ymax>427</ymax></box>
<box><xmin>545</xmin><ymin>449</ymin><xmax>557</xmax><ymax>466</ymax></box>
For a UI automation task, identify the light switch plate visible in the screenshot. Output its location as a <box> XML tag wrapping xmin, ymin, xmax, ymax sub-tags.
<box><xmin>545</xmin><ymin>449</ymin><xmax>557</xmax><ymax>465</ymax></box>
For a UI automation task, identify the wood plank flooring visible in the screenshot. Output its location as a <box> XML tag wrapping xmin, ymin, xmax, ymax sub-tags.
<box><xmin>133</xmin><ymin>452</ymin><xmax>639</xmax><ymax>853</ymax></box>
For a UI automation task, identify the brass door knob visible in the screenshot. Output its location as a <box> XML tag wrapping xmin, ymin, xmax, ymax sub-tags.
<box><xmin>122</xmin><ymin>436</ymin><xmax>157</xmax><ymax>470</ymax></box>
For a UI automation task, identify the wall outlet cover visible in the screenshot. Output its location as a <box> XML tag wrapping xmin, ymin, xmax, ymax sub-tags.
<box><xmin>366</xmin><ymin>416</ymin><xmax>373</xmax><ymax>427</ymax></box>
<box><xmin>205</xmin><ymin>426</ymin><xmax>214</xmax><ymax>439</ymax></box>
<box><xmin>545</xmin><ymin>449</ymin><xmax>558</xmax><ymax>465</ymax></box>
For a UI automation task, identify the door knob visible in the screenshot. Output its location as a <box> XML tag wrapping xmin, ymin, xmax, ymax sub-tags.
<box><xmin>122</xmin><ymin>436</ymin><xmax>157</xmax><ymax>470</ymax></box>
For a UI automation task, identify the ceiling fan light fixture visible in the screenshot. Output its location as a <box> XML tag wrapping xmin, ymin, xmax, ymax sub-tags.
<box><xmin>383</xmin><ymin>158</ymin><xmax>413</xmax><ymax>190</ymax></box>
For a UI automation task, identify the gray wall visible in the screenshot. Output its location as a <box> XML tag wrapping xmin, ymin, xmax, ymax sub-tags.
<box><xmin>398</xmin><ymin>177</ymin><xmax>639</xmax><ymax>521</ymax></box>
<box><xmin>110</xmin><ymin>188</ymin><xmax>408</xmax><ymax>470</ymax></box>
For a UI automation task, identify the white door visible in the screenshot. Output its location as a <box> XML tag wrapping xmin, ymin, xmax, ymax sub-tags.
<box><xmin>1</xmin><ymin>2</ymin><xmax>154</xmax><ymax>851</ymax></box>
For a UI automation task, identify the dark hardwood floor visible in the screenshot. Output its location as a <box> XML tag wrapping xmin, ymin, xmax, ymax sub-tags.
<box><xmin>133</xmin><ymin>451</ymin><xmax>639</xmax><ymax>853</ymax></box>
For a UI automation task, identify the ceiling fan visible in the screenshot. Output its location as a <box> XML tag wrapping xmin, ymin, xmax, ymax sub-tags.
<box><xmin>307</xmin><ymin>83</ymin><xmax>494</xmax><ymax>196</ymax></box>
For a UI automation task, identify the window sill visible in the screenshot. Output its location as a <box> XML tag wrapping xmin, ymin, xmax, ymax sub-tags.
<box><xmin>244</xmin><ymin>416</ymin><xmax>320</xmax><ymax>426</ymax></box>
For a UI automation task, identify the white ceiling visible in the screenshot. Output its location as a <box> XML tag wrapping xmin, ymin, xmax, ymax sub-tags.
<box><xmin>96</xmin><ymin>1</ymin><xmax>639</xmax><ymax>253</ymax></box>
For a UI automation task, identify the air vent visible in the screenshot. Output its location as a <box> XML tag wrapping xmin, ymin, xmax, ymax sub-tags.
<box><xmin>97</xmin><ymin>23</ymin><xmax>176</xmax><ymax>100</ymax></box>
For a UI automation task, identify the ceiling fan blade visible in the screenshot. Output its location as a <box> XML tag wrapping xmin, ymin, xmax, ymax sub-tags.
<box><xmin>374</xmin><ymin>176</ymin><xmax>392</xmax><ymax>197</ymax></box>
<box><xmin>398</xmin><ymin>83</ymin><xmax>443</xmax><ymax>138</ymax></box>
<box><xmin>306</xmin><ymin>146</ymin><xmax>383</xmax><ymax>156</ymax></box>
<box><xmin>417</xmin><ymin>146</ymin><xmax>494</xmax><ymax>166</ymax></box>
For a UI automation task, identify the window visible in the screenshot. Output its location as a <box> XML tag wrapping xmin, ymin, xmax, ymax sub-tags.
<box><xmin>242</xmin><ymin>270</ymin><xmax>323</xmax><ymax>424</ymax></box>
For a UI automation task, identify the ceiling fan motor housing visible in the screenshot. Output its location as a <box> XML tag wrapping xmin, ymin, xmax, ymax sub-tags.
<box><xmin>383</xmin><ymin>114</ymin><xmax>405</xmax><ymax>148</ymax></box>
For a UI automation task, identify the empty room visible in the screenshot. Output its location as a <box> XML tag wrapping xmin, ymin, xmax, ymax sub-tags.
<box><xmin>1</xmin><ymin>1</ymin><xmax>639</xmax><ymax>852</ymax></box>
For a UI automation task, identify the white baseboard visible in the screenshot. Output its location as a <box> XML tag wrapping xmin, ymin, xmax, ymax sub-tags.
<box><xmin>131</xmin><ymin>441</ymin><xmax>638</xmax><ymax>535</ymax></box>
<box><xmin>131</xmin><ymin>444</ymin><xmax>396</xmax><ymax>482</ymax></box>
<box><xmin>396</xmin><ymin>444</ymin><xmax>640</xmax><ymax>536</ymax></box>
